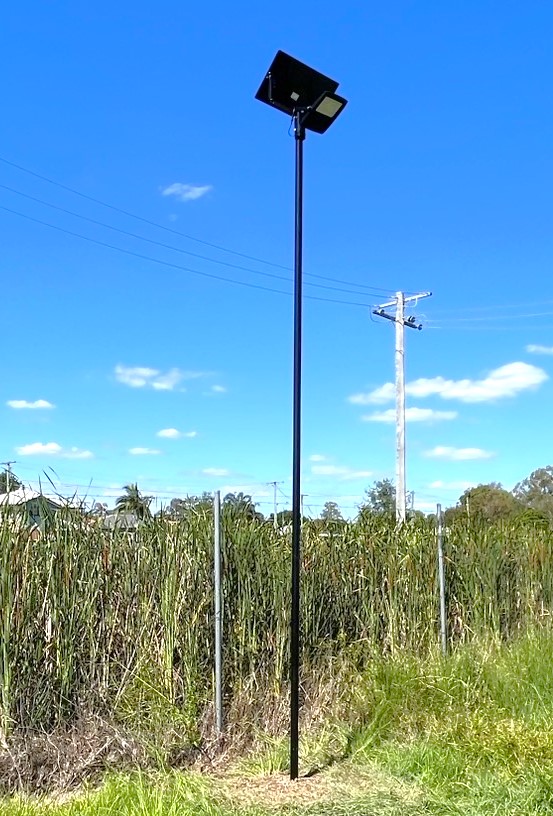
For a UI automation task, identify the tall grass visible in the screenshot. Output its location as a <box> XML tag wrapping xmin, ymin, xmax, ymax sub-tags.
<box><xmin>0</xmin><ymin>509</ymin><xmax>552</xmax><ymax>738</ymax></box>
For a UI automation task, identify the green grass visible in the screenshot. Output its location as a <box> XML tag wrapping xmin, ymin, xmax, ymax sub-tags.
<box><xmin>3</xmin><ymin>510</ymin><xmax>553</xmax><ymax>811</ymax></box>
<box><xmin>3</xmin><ymin>632</ymin><xmax>553</xmax><ymax>814</ymax></box>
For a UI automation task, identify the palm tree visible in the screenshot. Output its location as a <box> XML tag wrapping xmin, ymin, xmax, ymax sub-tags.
<box><xmin>115</xmin><ymin>483</ymin><xmax>152</xmax><ymax>520</ymax></box>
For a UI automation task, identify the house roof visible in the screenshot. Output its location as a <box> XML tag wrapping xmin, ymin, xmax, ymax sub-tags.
<box><xmin>0</xmin><ymin>488</ymin><xmax>64</xmax><ymax>508</ymax></box>
<box><xmin>102</xmin><ymin>512</ymin><xmax>140</xmax><ymax>530</ymax></box>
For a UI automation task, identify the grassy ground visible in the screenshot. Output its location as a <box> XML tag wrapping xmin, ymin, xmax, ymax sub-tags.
<box><xmin>3</xmin><ymin>631</ymin><xmax>553</xmax><ymax>814</ymax></box>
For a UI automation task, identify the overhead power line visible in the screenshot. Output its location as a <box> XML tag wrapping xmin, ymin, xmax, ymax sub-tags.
<box><xmin>0</xmin><ymin>155</ymin><xmax>395</xmax><ymax>296</ymax></box>
<box><xmin>0</xmin><ymin>204</ymin><xmax>380</xmax><ymax>308</ymax></box>
<box><xmin>0</xmin><ymin>156</ymin><xmax>292</xmax><ymax>270</ymax></box>
<box><xmin>427</xmin><ymin>311</ymin><xmax>553</xmax><ymax>323</ymax></box>
<box><xmin>427</xmin><ymin>299</ymin><xmax>553</xmax><ymax>316</ymax></box>
<box><xmin>0</xmin><ymin>183</ymin><xmax>391</xmax><ymax>299</ymax></box>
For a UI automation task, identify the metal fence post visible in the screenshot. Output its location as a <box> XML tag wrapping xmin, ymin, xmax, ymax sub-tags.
<box><xmin>437</xmin><ymin>503</ymin><xmax>447</xmax><ymax>655</ymax></box>
<box><xmin>214</xmin><ymin>490</ymin><xmax>223</xmax><ymax>734</ymax></box>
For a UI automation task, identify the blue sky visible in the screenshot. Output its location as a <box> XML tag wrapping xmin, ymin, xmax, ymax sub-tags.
<box><xmin>2</xmin><ymin>1</ymin><xmax>553</xmax><ymax>516</ymax></box>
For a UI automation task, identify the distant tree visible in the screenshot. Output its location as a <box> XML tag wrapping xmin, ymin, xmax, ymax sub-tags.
<box><xmin>359</xmin><ymin>478</ymin><xmax>396</xmax><ymax>517</ymax></box>
<box><xmin>115</xmin><ymin>483</ymin><xmax>152</xmax><ymax>520</ymax></box>
<box><xmin>443</xmin><ymin>505</ymin><xmax>463</xmax><ymax>526</ymax></box>
<box><xmin>267</xmin><ymin>509</ymin><xmax>294</xmax><ymax>527</ymax></box>
<box><xmin>91</xmin><ymin>501</ymin><xmax>108</xmax><ymax>516</ymax></box>
<box><xmin>514</xmin><ymin>467</ymin><xmax>553</xmax><ymax>520</ymax></box>
<box><xmin>167</xmin><ymin>493</ymin><xmax>213</xmax><ymax>518</ymax></box>
<box><xmin>0</xmin><ymin>470</ymin><xmax>22</xmax><ymax>494</ymax></box>
<box><xmin>223</xmin><ymin>492</ymin><xmax>264</xmax><ymax>522</ymax></box>
<box><xmin>167</xmin><ymin>498</ymin><xmax>187</xmax><ymax>518</ymax></box>
<box><xmin>458</xmin><ymin>483</ymin><xmax>522</xmax><ymax>522</ymax></box>
<box><xmin>320</xmin><ymin>501</ymin><xmax>343</xmax><ymax>522</ymax></box>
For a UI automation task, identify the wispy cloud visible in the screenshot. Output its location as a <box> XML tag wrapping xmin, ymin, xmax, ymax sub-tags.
<box><xmin>363</xmin><ymin>407</ymin><xmax>458</xmax><ymax>423</ymax></box>
<box><xmin>7</xmin><ymin>399</ymin><xmax>54</xmax><ymax>410</ymax></box>
<box><xmin>424</xmin><ymin>446</ymin><xmax>494</xmax><ymax>461</ymax></box>
<box><xmin>309</xmin><ymin>454</ymin><xmax>326</xmax><ymax>462</ymax></box>
<box><xmin>16</xmin><ymin>441</ymin><xmax>93</xmax><ymax>459</ymax></box>
<box><xmin>526</xmin><ymin>344</ymin><xmax>553</xmax><ymax>355</ymax></box>
<box><xmin>64</xmin><ymin>447</ymin><xmax>94</xmax><ymax>460</ymax></box>
<box><xmin>156</xmin><ymin>428</ymin><xmax>198</xmax><ymax>439</ymax></box>
<box><xmin>204</xmin><ymin>384</ymin><xmax>227</xmax><ymax>396</ymax></box>
<box><xmin>202</xmin><ymin>467</ymin><xmax>230</xmax><ymax>477</ymax></box>
<box><xmin>349</xmin><ymin>385</ymin><xmax>394</xmax><ymax>405</ymax></box>
<box><xmin>128</xmin><ymin>447</ymin><xmax>161</xmax><ymax>456</ymax></box>
<box><xmin>311</xmin><ymin>464</ymin><xmax>373</xmax><ymax>481</ymax></box>
<box><xmin>161</xmin><ymin>182</ymin><xmax>212</xmax><ymax>202</ymax></box>
<box><xmin>349</xmin><ymin>362</ymin><xmax>547</xmax><ymax>405</ymax></box>
<box><xmin>115</xmin><ymin>365</ymin><xmax>206</xmax><ymax>391</ymax></box>
<box><xmin>65</xmin><ymin>448</ymin><xmax>94</xmax><ymax>460</ymax></box>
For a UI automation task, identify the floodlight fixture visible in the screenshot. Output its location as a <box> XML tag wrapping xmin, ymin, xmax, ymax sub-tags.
<box><xmin>255</xmin><ymin>51</ymin><xmax>348</xmax><ymax>782</ymax></box>
<box><xmin>255</xmin><ymin>50</ymin><xmax>348</xmax><ymax>133</ymax></box>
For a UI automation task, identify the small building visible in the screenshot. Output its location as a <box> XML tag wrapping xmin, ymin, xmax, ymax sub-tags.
<box><xmin>0</xmin><ymin>487</ymin><xmax>64</xmax><ymax>529</ymax></box>
<box><xmin>102</xmin><ymin>511</ymin><xmax>140</xmax><ymax>531</ymax></box>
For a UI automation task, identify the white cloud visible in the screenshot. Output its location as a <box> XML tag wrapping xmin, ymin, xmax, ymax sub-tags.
<box><xmin>342</xmin><ymin>470</ymin><xmax>373</xmax><ymax>481</ymax></box>
<box><xmin>204</xmin><ymin>384</ymin><xmax>227</xmax><ymax>396</ymax></box>
<box><xmin>156</xmin><ymin>428</ymin><xmax>182</xmax><ymax>439</ymax></box>
<box><xmin>202</xmin><ymin>468</ymin><xmax>229</xmax><ymax>477</ymax></box>
<box><xmin>115</xmin><ymin>365</ymin><xmax>158</xmax><ymax>387</ymax></box>
<box><xmin>526</xmin><ymin>344</ymin><xmax>553</xmax><ymax>355</ymax></box>
<box><xmin>7</xmin><ymin>399</ymin><xmax>55</xmax><ymax>410</ymax></box>
<box><xmin>17</xmin><ymin>442</ymin><xmax>62</xmax><ymax>456</ymax></box>
<box><xmin>161</xmin><ymin>183</ymin><xmax>212</xmax><ymax>202</ymax></box>
<box><xmin>151</xmin><ymin>370</ymin><xmax>185</xmax><ymax>391</ymax></box>
<box><xmin>63</xmin><ymin>447</ymin><xmax>94</xmax><ymax>460</ymax></box>
<box><xmin>129</xmin><ymin>447</ymin><xmax>161</xmax><ymax>456</ymax></box>
<box><xmin>157</xmin><ymin>428</ymin><xmax>181</xmax><ymax>439</ymax></box>
<box><xmin>115</xmin><ymin>365</ymin><xmax>206</xmax><ymax>391</ymax></box>
<box><xmin>309</xmin><ymin>454</ymin><xmax>326</xmax><ymax>462</ymax></box>
<box><xmin>349</xmin><ymin>384</ymin><xmax>394</xmax><ymax>405</ymax></box>
<box><xmin>156</xmin><ymin>428</ymin><xmax>197</xmax><ymax>439</ymax></box>
<box><xmin>311</xmin><ymin>464</ymin><xmax>372</xmax><ymax>481</ymax></box>
<box><xmin>16</xmin><ymin>441</ymin><xmax>93</xmax><ymax>459</ymax></box>
<box><xmin>424</xmin><ymin>446</ymin><xmax>494</xmax><ymax>461</ymax></box>
<box><xmin>363</xmin><ymin>407</ymin><xmax>458</xmax><ymax>423</ymax></box>
<box><xmin>349</xmin><ymin>362</ymin><xmax>547</xmax><ymax>405</ymax></box>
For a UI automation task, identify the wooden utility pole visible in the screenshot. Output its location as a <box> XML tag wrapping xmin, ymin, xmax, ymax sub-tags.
<box><xmin>395</xmin><ymin>291</ymin><xmax>406</xmax><ymax>523</ymax></box>
<box><xmin>1</xmin><ymin>461</ymin><xmax>17</xmax><ymax>494</ymax></box>
<box><xmin>372</xmin><ymin>292</ymin><xmax>431</xmax><ymax>523</ymax></box>
<box><xmin>267</xmin><ymin>481</ymin><xmax>284</xmax><ymax>529</ymax></box>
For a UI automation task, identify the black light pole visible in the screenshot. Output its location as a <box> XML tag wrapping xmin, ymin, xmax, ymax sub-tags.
<box><xmin>290</xmin><ymin>107</ymin><xmax>304</xmax><ymax>781</ymax></box>
<box><xmin>255</xmin><ymin>51</ymin><xmax>347</xmax><ymax>781</ymax></box>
